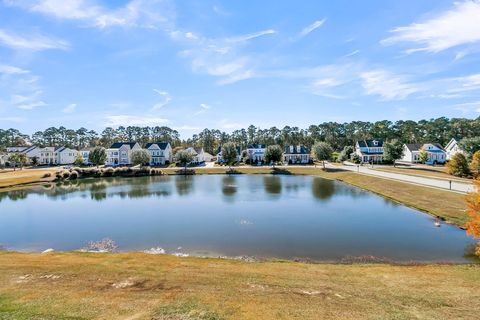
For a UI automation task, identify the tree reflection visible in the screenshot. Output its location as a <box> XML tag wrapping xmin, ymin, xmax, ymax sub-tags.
<box><xmin>311</xmin><ymin>177</ymin><xmax>335</xmax><ymax>201</ymax></box>
<box><xmin>222</xmin><ymin>176</ymin><xmax>237</xmax><ymax>197</ymax></box>
<box><xmin>175</xmin><ymin>176</ymin><xmax>194</xmax><ymax>196</ymax></box>
<box><xmin>263</xmin><ymin>176</ymin><xmax>282</xmax><ymax>195</ymax></box>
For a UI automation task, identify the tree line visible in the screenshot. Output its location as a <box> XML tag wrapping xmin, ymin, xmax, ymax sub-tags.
<box><xmin>1</xmin><ymin>117</ymin><xmax>479</xmax><ymax>155</ymax></box>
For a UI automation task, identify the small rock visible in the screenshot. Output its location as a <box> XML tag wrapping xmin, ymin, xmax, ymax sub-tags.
<box><xmin>112</xmin><ymin>279</ymin><xmax>136</xmax><ymax>289</ymax></box>
<box><xmin>42</xmin><ymin>248</ymin><xmax>54</xmax><ymax>254</ymax></box>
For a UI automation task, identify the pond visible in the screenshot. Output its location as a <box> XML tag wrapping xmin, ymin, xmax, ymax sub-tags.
<box><xmin>0</xmin><ymin>174</ymin><xmax>475</xmax><ymax>262</ymax></box>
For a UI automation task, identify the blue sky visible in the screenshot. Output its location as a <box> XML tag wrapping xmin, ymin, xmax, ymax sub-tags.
<box><xmin>0</xmin><ymin>0</ymin><xmax>480</xmax><ymax>137</ymax></box>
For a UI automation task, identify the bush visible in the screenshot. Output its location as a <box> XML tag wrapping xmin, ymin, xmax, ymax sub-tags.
<box><xmin>69</xmin><ymin>170</ymin><xmax>79</xmax><ymax>180</ymax></box>
<box><xmin>102</xmin><ymin>167</ymin><xmax>114</xmax><ymax>177</ymax></box>
<box><xmin>447</xmin><ymin>153</ymin><xmax>471</xmax><ymax>177</ymax></box>
<box><xmin>42</xmin><ymin>172</ymin><xmax>52</xmax><ymax>178</ymax></box>
<box><xmin>62</xmin><ymin>171</ymin><xmax>70</xmax><ymax>179</ymax></box>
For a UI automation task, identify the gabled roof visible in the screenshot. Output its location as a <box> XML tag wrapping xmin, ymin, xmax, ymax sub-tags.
<box><xmin>357</xmin><ymin>139</ymin><xmax>384</xmax><ymax>148</ymax></box>
<box><xmin>445</xmin><ymin>138</ymin><xmax>458</xmax><ymax>150</ymax></box>
<box><xmin>284</xmin><ymin>145</ymin><xmax>309</xmax><ymax>154</ymax></box>
<box><xmin>247</xmin><ymin>144</ymin><xmax>266</xmax><ymax>149</ymax></box>
<box><xmin>145</xmin><ymin>142</ymin><xmax>169</xmax><ymax>150</ymax></box>
<box><xmin>404</xmin><ymin>143</ymin><xmax>423</xmax><ymax>152</ymax></box>
<box><xmin>55</xmin><ymin>146</ymin><xmax>67</xmax><ymax>152</ymax></box>
<box><xmin>109</xmin><ymin>142</ymin><xmax>138</xmax><ymax>149</ymax></box>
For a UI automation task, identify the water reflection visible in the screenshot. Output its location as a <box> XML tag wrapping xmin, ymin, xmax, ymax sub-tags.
<box><xmin>311</xmin><ymin>177</ymin><xmax>335</xmax><ymax>201</ymax></box>
<box><xmin>263</xmin><ymin>176</ymin><xmax>282</xmax><ymax>195</ymax></box>
<box><xmin>175</xmin><ymin>176</ymin><xmax>194</xmax><ymax>196</ymax></box>
<box><xmin>222</xmin><ymin>176</ymin><xmax>237</xmax><ymax>197</ymax></box>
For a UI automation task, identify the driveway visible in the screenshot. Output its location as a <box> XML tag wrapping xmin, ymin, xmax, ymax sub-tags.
<box><xmin>335</xmin><ymin>163</ymin><xmax>474</xmax><ymax>193</ymax></box>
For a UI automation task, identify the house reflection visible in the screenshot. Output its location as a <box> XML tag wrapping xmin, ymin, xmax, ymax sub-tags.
<box><xmin>311</xmin><ymin>177</ymin><xmax>335</xmax><ymax>201</ymax></box>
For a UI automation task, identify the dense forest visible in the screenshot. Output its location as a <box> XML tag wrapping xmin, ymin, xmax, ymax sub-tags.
<box><xmin>1</xmin><ymin>117</ymin><xmax>479</xmax><ymax>155</ymax></box>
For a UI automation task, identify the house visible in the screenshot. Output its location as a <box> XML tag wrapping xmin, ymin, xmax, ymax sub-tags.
<box><xmin>355</xmin><ymin>139</ymin><xmax>384</xmax><ymax>163</ymax></box>
<box><xmin>38</xmin><ymin>147</ymin><xmax>57</xmax><ymax>165</ymax></box>
<box><xmin>185</xmin><ymin>147</ymin><xmax>205</xmax><ymax>164</ymax></box>
<box><xmin>445</xmin><ymin>138</ymin><xmax>465</xmax><ymax>160</ymax></box>
<box><xmin>56</xmin><ymin>146</ymin><xmax>78</xmax><ymax>165</ymax></box>
<box><xmin>7</xmin><ymin>146</ymin><xmax>40</xmax><ymax>164</ymax></box>
<box><xmin>0</xmin><ymin>153</ymin><xmax>7</xmax><ymax>166</ymax></box>
<box><xmin>203</xmin><ymin>152</ymin><xmax>214</xmax><ymax>162</ymax></box>
<box><xmin>106</xmin><ymin>142</ymin><xmax>142</xmax><ymax>166</ymax></box>
<box><xmin>80</xmin><ymin>148</ymin><xmax>91</xmax><ymax>165</ymax></box>
<box><xmin>284</xmin><ymin>145</ymin><xmax>310</xmax><ymax>164</ymax></box>
<box><xmin>217</xmin><ymin>145</ymin><xmax>242</xmax><ymax>164</ymax></box>
<box><xmin>145</xmin><ymin>142</ymin><xmax>173</xmax><ymax>165</ymax></box>
<box><xmin>247</xmin><ymin>144</ymin><xmax>266</xmax><ymax>164</ymax></box>
<box><xmin>401</xmin><ymin>143</ymin><xmax>446</xmax><ymax>165</ymax></box>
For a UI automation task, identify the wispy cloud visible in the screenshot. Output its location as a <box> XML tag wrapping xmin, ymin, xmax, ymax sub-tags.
<box><xmin>360</xmin><ymin>70</ymin><xmax>420</xmax><ymax>100</ymax></box>
<box><xmin>10</xmin><ymin>90</ymin><xmax>46</xmax><ymax>110</ymax></box>
<box><xmin>381</xmin><ymin>1</ymin><xmax>480</xmax><ymax>53</ymax></box>
<box><xmin>227</xmin><ymin>29</ymin><xmax>276</xmax><ymax>43</ymax></box>
<box><xmin>152</xmin><ymin>89</ymin><xmax>172</xmax><ymax>109</ymax></box>
<box><xmin>62</xmin><ymin>103</ymin><xmax>77</xmax><ymax>113</ymax></box>
<box><xmin>453</xmin><ymin>101</ymin><xmax>480</xmax><ymax>114</ymax></box>
<box><xmin>298</xmin><ymin>19</ymin><xmax>326</xmax><ymax>38</ymax></box>
<box><xmin>193</xmin><ymin>103</ymin><xmax>211</xmax><ymax>116</ymax></box>
<box><xmin>4</xmin><ymin>0</ymin><xmax>173</xmax><ymax>29</ymax></box>
<box><xmin>342</xmin><ymin>49</ymin><xmax>360</xmax><ymax>58</ymax></box>
<box><xmin>104</xmin><ymin>114</ymin><xmax>168</xmax><ymax>126</ymax></box>
<box><xmin>0</xmin><ymin>29</ymin><xmax>69</xmax><ymax>51</ymax></box>
<box><xmin>0</xmin><ymin>65</ymin><xmax>30</xmax><ymax>75</ymax></box>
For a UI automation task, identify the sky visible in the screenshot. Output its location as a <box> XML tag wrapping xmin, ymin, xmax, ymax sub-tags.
<box><xmin>0</xmin><ymin>0</ymin><xmax>480</xmax><ymax>137</ymax></box>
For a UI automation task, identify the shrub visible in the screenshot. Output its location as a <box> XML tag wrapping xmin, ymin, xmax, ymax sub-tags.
<box><xmin>447</xmin><ymin>153</ymin><xmax>471</xmax><ymax>177</ymax></box>
<box><xmin>42</xmin><ymin>172</ymin><xmax>52</xmax><ymax>178</ymax></box>
<box><xmin>62</xmin><ymin>171</ymin><xmax>70</xmax><ymax>179</ymax></box>
<box><xmin>102</xmin><ymin>167</ymin><xmax>114</xmax><ymax>177</ymax></box>
<box><xmin>69</xmin><ymin>170</ymin><xmax>79</xmax><ymax>180</ymax></box>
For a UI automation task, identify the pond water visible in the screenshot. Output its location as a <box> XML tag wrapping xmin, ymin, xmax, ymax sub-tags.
<box><xmin>0</xmin><ymin>175</ymin><xmax>475</xmax><ymax>262</ymax></box>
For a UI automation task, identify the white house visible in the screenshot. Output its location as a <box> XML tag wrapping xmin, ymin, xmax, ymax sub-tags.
<box><xmin>355</xmin><ymin>139</ymin><xmax>384</xmax><ymax>163</ymax></box>
<box><xmin>80</xmin><ymin>148</ymin><xmax>91</xmax><ymax>165</ymax></box>
<box><xmin>284</xmin><ymin>145</ymin><xmax>310</xmax><ymax>164</ymax></box>
<box><xmin>7</xmin><ymin>146</ymin><xmax>40</xmax><ymax>164</ymax></box>
<box><xmin>106</xmin><ymin>142</ymin><xmax>142</xmax><ymax>166</ymax></box>
<box><xmin>38</xmin><ymin>147</ymin><xmax>57</xmax><ymax>165</ymax></box>
<box><xmin>247</xmin><ymin>144</ymin><xmax>266</xmax><ymax>164</ymax></box>
<box><xmin>56</xmin><ymin>146</ymin><xmax>78</xmax><ymax>165</ymax></box>
<box><xmin>401</xmin><ymin>143</ymin><xmax>446</xmax><ymax>165</ymax></box>
<box><xmin>185</xmin><ymin>147</ymin><xmax>205</xmax><ymax>164</ymax></box>
<box><xmin>145</xmin><ymin>142</ymin><xmax>173</xmax><ymax>165</ymax></box>
<box><xmin>217</xmin><ymin>145</ymin><xmax>242</xmax><ymax>163</ymax></box>
<box><xmin>445</xmin><ymin>138</ymin><xmax>465</xmax><ymax>160</ymax></box>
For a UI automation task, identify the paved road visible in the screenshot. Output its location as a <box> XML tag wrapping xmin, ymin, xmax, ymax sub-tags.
<box><xmin>335</xmin><ymin>164</ymin><xmax>474</xmax><ymax>193</ymax></box>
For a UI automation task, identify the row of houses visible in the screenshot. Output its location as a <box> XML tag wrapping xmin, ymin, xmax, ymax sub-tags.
<box><xmin>1</xmin><ymin>138</ymin><xmax>465</xmax><ymax>167</ymax></box>
<box><xmin>355</xmin><ymin>138</ymin><xmax>464</xmax><ymax>165</ymax></box>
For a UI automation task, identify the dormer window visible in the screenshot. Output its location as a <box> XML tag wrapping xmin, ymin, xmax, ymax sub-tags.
<box><xmin>290</xmin><ymin>146</ymin><xmax>294</xmax><ymax>153</ymax></box>
<box><xmin>297</xmin><ymin>146</ymin><xmax>301</xmax><ymax>153</ymax></box>
<box><xmin>373</xmin><ymin>140</ymin><xmax>378</xmax><ymax>146</ymax></box>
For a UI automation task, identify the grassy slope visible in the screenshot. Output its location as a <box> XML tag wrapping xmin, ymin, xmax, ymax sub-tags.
<box><xmin>0</xmin><ymin>168</ymin><xmax>57</xmax><ymax>189</ymax></box>
<box><xmin>0</xmin><ymin>252</ymin><xmax>479</xmax><ymax>320</ymax></box>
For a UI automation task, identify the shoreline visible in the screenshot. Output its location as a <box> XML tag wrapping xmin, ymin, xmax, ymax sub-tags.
<box><xmin>0</xmin><ymin>166</ymin><xmax>471</xmax><ymax>228</ymax></box>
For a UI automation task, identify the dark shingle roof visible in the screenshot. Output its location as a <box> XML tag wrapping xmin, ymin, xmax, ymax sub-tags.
<box><xmin>284</xmin><ymin>145</ymin><xmax>309</xmax><ymax>154</ymax></box>
<box><xmin>145</xmin><ymin>142</ymin><xmax>169</xmax><ymax>150</ymax></box>
<box><xmin>357</xmin><ymin>139</ymin><xmax>384</xmax><ymax>148</ymax></box>
<box><xmin>109</xmin><ymin>142</ymin><xmax>138</xmax><ymax>149</ymax></box>
<box><xmin>247</xmin><ymin>144</ymin><xmax>266</xmax><ymax>149</ymax></box>
<box><xmin>405</xmin><ymin>143</ymin><xmax>423</xmax><ymax>152</ymax></box>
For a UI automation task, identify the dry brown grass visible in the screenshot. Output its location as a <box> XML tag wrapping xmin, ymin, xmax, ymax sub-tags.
<box><xmin>0</xmin><ymin>167</ymin><xmax>57</xmax><ymax>189</ymax></box>
<box><xmin>0</xmin><ymin>252</ymin><xmax>479</xmax><ymax>320</ymax></box>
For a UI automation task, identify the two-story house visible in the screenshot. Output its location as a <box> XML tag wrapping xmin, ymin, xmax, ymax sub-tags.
<box><xmin>445</xmin><ymin>138</ymin><xmax>465</xmax><ymax>160</ymax></box>
<box><xmin>38</xmin><ymin>147</ymin><xmax>57</xmax><ymax>165</ymax></box>
<box><xmin>247</xmin><ymin>144</ymin><xmax>266</xmax><ymax>164</ymax></box>
<box><xmin>7</xmin><ymin>146</ymin><xmax>40</xmax><ymax>164</ymax></box>
<box><xmin>80</xmin><ymin>148</ymin><xmax>91</xmax><ymax>165</ymax></box>
<box><xmin>56</xmin><ymin>146</ymin><xmax>78</xmax><ymax>165</ymax></box>
<box><xmin>284</xmin><ymin>145</ymin><xmax>310</xmax><ymax>164</ymax></box>
<box><xmin>355</xmin><ymin>139</ymin><xmax>384</xmax><ymax>163</ymax></box>
<box><xmin>185</xmin><ymin>147</ymin><xmax>205</xmax><ymax>164</ymax></box>
<box><xmin>106</xmin><ymin>142</ymin><xmax>142</xmax><ymax>166</ymax></box>
<box><xmin>401</xmin><ymin>143</ymin><xmax>446</xmax><ymax>165</ymax></box>
<box><xmin>145</xmin><ymin>142</ymin><xmax>173</xmax><ymax>165</ymax></box>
